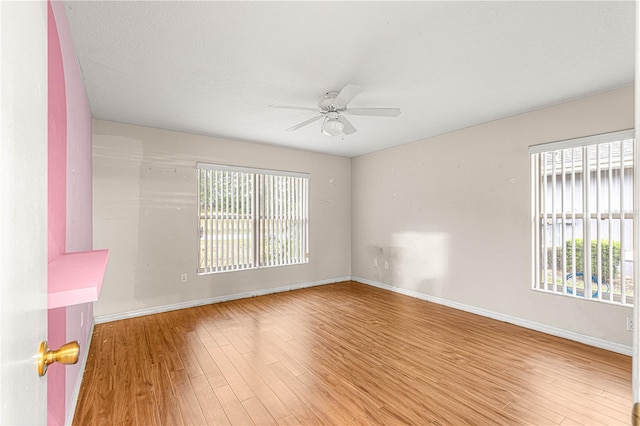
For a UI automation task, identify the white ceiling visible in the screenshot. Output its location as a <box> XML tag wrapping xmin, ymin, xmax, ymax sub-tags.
<box><xmin>64</xmin><ymin>1</ymin><xmax>635</xmax><ymax>158</ymax></box>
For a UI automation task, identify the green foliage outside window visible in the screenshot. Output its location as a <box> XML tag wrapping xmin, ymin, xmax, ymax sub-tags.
<box><xmin>546</xmin><ymin>238</ymin><xmax>621</xmax><ymax>282</ymax></box>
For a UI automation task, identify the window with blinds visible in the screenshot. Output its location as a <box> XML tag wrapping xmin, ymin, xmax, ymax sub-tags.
<box><xmin>197</xmin><ymin>163</ymin><xmax>309</xmax><ymax>274</ymax></box>
<box><xmin>529</xmin><ymin>129</ymin><xmax>635</xmax><ymax>306</ymax></box>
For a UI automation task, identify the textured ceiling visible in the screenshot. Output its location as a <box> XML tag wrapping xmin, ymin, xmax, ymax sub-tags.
<box><xmin>65</xmin><ymin>1</ymin><xmax>634</xmax><ymax>158</ymax></box>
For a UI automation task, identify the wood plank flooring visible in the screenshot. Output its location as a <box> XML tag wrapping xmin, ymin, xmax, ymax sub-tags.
<box><xmin>74</xmin><ymin>281</ymin><xmax>632</xmax><ymax>425</ymax></box>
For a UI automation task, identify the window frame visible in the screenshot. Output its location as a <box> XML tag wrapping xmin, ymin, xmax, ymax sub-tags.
<box><xmin>196</xmin><ymin>162</ymin><xmax>310</xmax><ymax>275</ymax></box>
<box><xmin>529</xmin><ymin>129</ymin><xmax>635</xmax><ymax>306</ymax></box>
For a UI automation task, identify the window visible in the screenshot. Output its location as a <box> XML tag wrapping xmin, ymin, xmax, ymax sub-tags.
<box><xmin>530</xmin><ymin>129</ymin><xmax>635</xmax><ymax>306</ymax></box>
<box><xmin>197</xmin><ymin>163</ymin><xmax>309</xmax><ymax>274</ymax></box>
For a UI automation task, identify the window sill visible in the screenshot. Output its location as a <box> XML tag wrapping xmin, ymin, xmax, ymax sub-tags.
<box><xmin>48</xmin><ymin>249</ymin><xmax>109</xmax><ymax>309</ymax></box>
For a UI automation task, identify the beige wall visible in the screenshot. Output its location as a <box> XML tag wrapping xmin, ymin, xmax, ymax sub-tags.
<box><xmin>94</xmin><ymin>87</ymin><xmax>634</xmax><ymax>348</ymax></box>
<box><xmin>351</xmin><ymin>86</ymin><xmax>634</xmax><ymax>347</ymax></box>
<box><xmin>93</xmin><ymin>120</ymin><xmax>351</xmax><ymax>317</ymax></box>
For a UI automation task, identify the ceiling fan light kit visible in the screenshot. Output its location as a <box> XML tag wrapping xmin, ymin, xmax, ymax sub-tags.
<box><xmin>272</xmin><ymin>84</ymin><xmax>401</xmax><ymax>137</ymax></box>
<box><xmin>321</xmin><ymin>113</ymin><xmax>344</xmax><ymax>137</ymax></box>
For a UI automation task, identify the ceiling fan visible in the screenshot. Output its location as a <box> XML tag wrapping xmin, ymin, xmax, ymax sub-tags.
<box><xmin>270</xmin><ymin>84</ymin><xmax>401</xmax><ymax>137</ymax></box>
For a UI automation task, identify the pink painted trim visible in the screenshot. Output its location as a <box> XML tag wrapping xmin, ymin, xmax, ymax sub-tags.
<box><xmin>50</xmin><ymin>0</ymin><xmax>93</xmax><ymax>253</ymax></box>
<box><xmin>48</xmin><ymin>0</ymin><xmax>67</xmax><ymax>263</ymax></box>
<box><xmin>48</xmin><ymin>2</ymin><xmax>68</xmax><ymax>424</ymax></box>
<box><xmin>48</xmin><ymin>249</ymin><xmax>109</xmax><ymax>309</ymax></box>
<box><xmin>48</xmin><ymin>1</ymin><xmax>102</xmax><ymax>424</ymax></box>
<box><xmin>47</xmin><ymin>307</ymin><xmax>66</xmax><ymax>426</ymax></box>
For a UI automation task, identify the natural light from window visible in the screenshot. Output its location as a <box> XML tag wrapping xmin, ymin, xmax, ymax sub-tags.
<box><xmin>197</xmin><ymin>163</ymin><xmax>309</xmax><ymax>274</ymax></box>
<box><xmin>530</xmin><ymin>130</ymin><xmax>635</xmax><ymax>306</ymax></box>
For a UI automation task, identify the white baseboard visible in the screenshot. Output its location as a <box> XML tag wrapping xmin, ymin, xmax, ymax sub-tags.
<box><xmin>93</xmin><ymin>275</ymin><xmax>631</xmax><ymax>356</ymax></box>
<box><xmin>94</xmin><ymin>276</ymin><xmax>350</xmax><ymax>324</ymax></box>
<box><xmin>351</xmin><ymin>276</ymin><xmax>632</xmax><ymax>356</ymax></box>
<box><xmin>65</xmin><ymin>318</ymin><xmax>95</xmax><ymax>426</ymax></box>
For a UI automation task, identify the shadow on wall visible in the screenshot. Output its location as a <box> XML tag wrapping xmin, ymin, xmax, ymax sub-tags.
<box><xmin>369</xmin><ymin>232</ymin><xmax>450</xmax><ymax>295</ymax></box>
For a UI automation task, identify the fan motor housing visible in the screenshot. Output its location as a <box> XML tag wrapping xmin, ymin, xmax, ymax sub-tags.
<box><xmin>318</xmin><ymin>92</ymin><xmax>344</xmax><ymax>113</ymax></box>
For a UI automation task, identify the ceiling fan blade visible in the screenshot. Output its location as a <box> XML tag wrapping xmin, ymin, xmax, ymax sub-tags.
<box><xmin>333</xmin><ymin>84</ymin><xmax>362</xmax><ymax>108</ymax></box>
<box><xmin>285</xmin><ymin>115</ymin><xmax>323</xmax><ymax>132</ymax></box>
<box><xmin>270</xmin><ymin>104</ymin><xmax>318</xmax><ymax>112</ymax></box>
<box><xmin>337</xmin><ymin>115</ymin><xmax>357</xmax><ymax>135</ymax></box>
<box><xmin>348</xmin><ymin>108</ymin><xmax>401</xmax><ymax>117</ymax></box>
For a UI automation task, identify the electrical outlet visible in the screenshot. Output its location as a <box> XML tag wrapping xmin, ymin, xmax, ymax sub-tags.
<box><xmin>384</xmin><ymin>261</ymin><xmax>389</xmax><ymax>269</ymax></box>
<box><xmin>373</xmin><ymin>259</ymin><xmax>378</xmax><ymax>268</ymax></box>
<box><xmin>181</xmin><ymin>273</ymin><xmax>188</xmax><ymax>283</ymax></box>
<box><xmin>627</xmin><ymin>317</ymin><xmax>633</xmax><ymax>331</ymax></box>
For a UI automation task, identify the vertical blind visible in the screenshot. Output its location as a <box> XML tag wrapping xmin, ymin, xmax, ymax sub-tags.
<box><xmin>197</xmin><ymin>163</ymin><xmax>309</xmax><ymax>274</ymax></box>
<box><xmin>529</xmin><ymin>129</ymin><xmax>635</xmax><ymax>305</ymax></box>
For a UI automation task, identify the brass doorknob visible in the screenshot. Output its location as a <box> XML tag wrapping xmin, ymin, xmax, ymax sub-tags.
<box><xmin>37</xmin><ymin>341</ymin><xmax>79</xmax><ymax>377</ymax></box>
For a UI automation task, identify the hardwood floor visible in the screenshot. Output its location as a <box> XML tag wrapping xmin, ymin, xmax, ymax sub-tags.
<box><xmin>73</xmin><ymin>281</ymin><xmax>632</xmax><ymax>425</ymax></box>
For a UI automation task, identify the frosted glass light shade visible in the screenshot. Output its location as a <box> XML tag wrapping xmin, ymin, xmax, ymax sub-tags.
<box><xmin>322</xmin><ymin>117</ymin><xmax>344</xmax><ymax>137</ymax></box>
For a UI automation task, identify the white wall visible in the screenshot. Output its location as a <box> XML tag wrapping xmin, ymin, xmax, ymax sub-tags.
<box><xmin>352</xmin><ymin>86</ymin><xmax>634</xmax><ymax>348</ymax></box>
<box><xmin>93</xmin><ymin>120</ymin><xmax>351</xmax><ymax>317</ymax></box>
